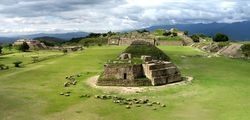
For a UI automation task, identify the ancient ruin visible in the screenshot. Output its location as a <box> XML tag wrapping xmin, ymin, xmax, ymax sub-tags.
<box><xmin>107</xmin><ymin>28</ymin><xmax>193</xmax><ymax>46</ymax></box>
<box><xmin>97</xmin><ymin>41</ymin><xmax>182</xmax><ymax>86</ymax></box>
<box><xmin>14</xmin><ymin>39</ymin><xmax>47</xmax><ymax>49</ymax></box>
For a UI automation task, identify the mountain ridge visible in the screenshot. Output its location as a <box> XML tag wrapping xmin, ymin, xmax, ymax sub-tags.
<box><xmin>145</xmin><ymin>21</ymin><xmax>250</xmax><ymax>41</ymax></box>
<box><xmin>0</xmin><ymin>32</ymin><xmax>89</xmax><ymax>44</ymax></box>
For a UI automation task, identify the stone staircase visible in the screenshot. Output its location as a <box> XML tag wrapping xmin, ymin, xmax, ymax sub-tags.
<box><xmin>217</xmin><ymin>43</ymin><xmax>243</xmax><ymax>58</ymax></box>
<box><xmin>180</xmin><ymin>35</ymin><xmax>193</xmax><ymax>46</ymax></box>
<box><xmin>143</xmin><ymin>61</ymin><xmax>182</xmax><ymax>86</ymax></box>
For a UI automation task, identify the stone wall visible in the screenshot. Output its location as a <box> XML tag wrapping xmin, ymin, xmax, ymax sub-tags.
<box><xmin>119</xmin><ymin>38</ymin><xmax>155</xmax><ymax>46</ymax></box>
<box><xmin>103</xmin><ymin>64</ymin><xmax>144</xmax><ymax>80</ymax></box>
<box><xmin>97</xmin><ymin>79</ymin><xmax>152</xmax><ymax>86</ymax></box>
<box><xmin>100</xmin><ymin>60</ymin><xmax>182</xmax><ymax>86</ymax></box>
<box><xmin>108</xmin><ymin>39</ymin><xmax>120</xmax><ymax>45</ymax></box>
<box><xmin>108</xmin><ymin>38</ymin><xmax>189</xmax><ymax>46</ymax></box>
<box><xmin>156</xmin><ymin>41</ymin><xmax>184</xmax><ymax>46</ymax></box>
<box><xmin>13</xmin><ymin>39</ymin><xmax>47</xmax><ymax>50</ymax></box>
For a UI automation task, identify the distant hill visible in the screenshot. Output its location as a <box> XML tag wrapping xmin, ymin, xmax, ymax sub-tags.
<box><xmin>0</xmin><ymin>32</ymin><xmax>89</xmax><ymax>44</ymax></box>
<box><xmin>0</xmin><ymin>37</ymin><xmax>18</xmax><ymax>44</ymax></box>
<box><xmin>33</xmin><ymin>36</ymin><xmax>65</xmax><ymax>46</ymax></box>
<box><xmin>21</xmin><ymin>32</ymin><xmax>89</xmax><ymax>40</ymax></box>
<box><xmin>146</xmin><ymin>21</ymin><xmax>250</xmax><ymax>41</ymax></box>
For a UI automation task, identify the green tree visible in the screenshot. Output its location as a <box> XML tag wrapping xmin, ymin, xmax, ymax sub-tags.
<box><xmin>191</xmin><ymin>34</ymin><xmax>200</xmax><ymax>42</ymax></box>
<box><xmin>213</xmin><ymin>33</ymin><xmax>229</xmax><ymax>42</ymax></box>
<box><xmin>0</xmin><ymin>45</ymin><xmax>3</xmax><ymax>54</ymax></box>
<box><xmin>18</xmin><ymin>42</ymin><xmax>30</xmax><ymax>52</ymax></box>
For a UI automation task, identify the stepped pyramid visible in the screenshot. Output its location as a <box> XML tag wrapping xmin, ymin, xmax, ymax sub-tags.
<box><xmin>97</xmin><ymin>41</ymin><xmax>182</xmax><ymax>86</ymax></box>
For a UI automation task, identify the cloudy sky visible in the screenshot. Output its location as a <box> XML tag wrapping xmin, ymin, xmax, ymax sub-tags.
<box><xmin>0</xmin><ymin>0</ymin><xmax>250</xmax><ymax>36</ymax></box>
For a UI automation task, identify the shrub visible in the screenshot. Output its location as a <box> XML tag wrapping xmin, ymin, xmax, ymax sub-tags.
<box><xmin>13</xmin><ymin>61</ymin><xmax>22</xmax><ymax>67</ymax></box>
<box><xmin>241</xmin><ymin>44</ymin><xmax>250</xmax><ymax>57</ymax></box>
<box><xmin>190</xmin><ymin>35</ymin><xmax>200</xmax><ymax>42</ymax></box>
<box><xmin>0</xmin><ymin>64</ymin><xmax>9</xmax><ymax>70</ymax></box>
<box><xmin>217</xmin><ymin>42</ymin><xmax>230</xmax><ymax>48</ymax></box>
<box><xmin>62</xmin><ymin>49</ymin><xmax>68</xmax><ymax>54</ymax></box>
<box><xmin>136</xmin><ymin>29</ymin><xmax>149</xmax><ymax>33</ymax></box>
<box><xmin>98</xmin><ymin>43</ymin><xmax>102</xmax><ymax>46</ymax></box>
<box><xmin>0</xmin><ymin>64</ymin><xmax>5</xmax><ymax>70</ymax></box>
<box><xmin>31</xmin><ymin>56</ymin><xmax>39</xmax><ymax>63</ymax></box>
<box><xmin>172</xmin><ymin>32</ymin><xmax>178</xmax><ymax>36</ymax></box>
<box><xmin>213</xmin><ymin>33</ymin><xmax>229</xmax><ymax>42</ymax></box>
<box><xmin>163</xmin><ymin>31</ymin><xmax>171</xmax><ymax>36</ymax></box>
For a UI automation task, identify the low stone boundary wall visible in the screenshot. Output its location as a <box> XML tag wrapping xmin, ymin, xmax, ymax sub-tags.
<box><xmin>157</xmin><ymin>41</ymin><xmax>184</xmax><ymax>46</ymax></box>
<box><xmin>97</xmin><ymin>79</ymin><xmax>152</xmax><ymax>87</ymax></box>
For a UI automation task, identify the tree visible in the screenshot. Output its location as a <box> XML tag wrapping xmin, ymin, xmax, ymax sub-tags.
<box><xmin>18</xmin><ymin>42</ymin><xmax>30</xmax><ymax>52</ymax></box>
<box><xmin>213</xmin><ymin>33</ymin><xmax>229</xmax><ymax>42</ymax></box>
<box><xmin>191</xmin><ymin>34</ymin><xmax>200</xmax><ymax>42</ymax></box>
<box><xmin>13</xmin><ymin>61</ymin><xmax>22</xmax><ymax>67</ymax></box>
<box><xmin>0</xmin><ymin>45</ymin><xmax>3</xmax><ymax>54</ymax></box>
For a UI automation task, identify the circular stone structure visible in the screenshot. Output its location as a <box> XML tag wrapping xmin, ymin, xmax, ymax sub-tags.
<box><xmin>87</xmin><ymin>75</ymin><xmax>193</xmax><ymax>94</ymax></box>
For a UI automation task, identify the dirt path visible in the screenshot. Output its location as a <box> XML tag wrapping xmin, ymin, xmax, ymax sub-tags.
<box><xmin>86</xmin><ymin>76</ymin><xmax>193</xmax><ymax>94</ymax></box>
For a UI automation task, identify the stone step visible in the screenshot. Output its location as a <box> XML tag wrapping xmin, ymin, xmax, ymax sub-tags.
<box><xmin>152</xmin><ymin>74</ymin><xmax>182</xmax><ymax>84</ymax></box>
<box><xmin>147</xmin><ymin>63</ymin><xmax>174</xmax><ymax>70</ymax></box>
<box><xmin>150</xmin><ymin>67</ymin><xmax>178</xmax><ymax>77</ymax></box>
<box><xmin>152</xmin><ymin>76</ymin><xmax>168</xmax><ymax>80</ymax></box>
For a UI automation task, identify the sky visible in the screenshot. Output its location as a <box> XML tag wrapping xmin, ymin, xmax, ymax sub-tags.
<box><xmin>0</xmin><ymin>0</ymin><xmax>250</xmax><ymax>36</ymax></box>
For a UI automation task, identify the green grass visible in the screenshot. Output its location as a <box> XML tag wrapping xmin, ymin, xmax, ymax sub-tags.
<box><xmin>152</xmin><ymin>29</ymin><xmax>183</xmax><ymax>41</ymax></box>
<box><xmin>0</xmin><ymin>45</ymin><xmax>250</xmax><ymax>120</ymax></box>
<box><xmin>238</xmin><ymin>41</ymin><xmax>250</xmax><ymax>44</ymax></box>
<box><xmin>153</xmin><ymin>29</ymin><xmax>166</xmax><ymax>36</ymax></box>
<box><xmin>0</xmin><ymin>50</ymin><xmax>64</xmax><ymax>68</ymax></box>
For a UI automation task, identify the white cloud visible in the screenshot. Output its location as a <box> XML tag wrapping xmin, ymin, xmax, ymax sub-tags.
<box><xmin>0</xmin><ymin>0</ymin><xmax>250</xmax><ymax>35</ymax></box>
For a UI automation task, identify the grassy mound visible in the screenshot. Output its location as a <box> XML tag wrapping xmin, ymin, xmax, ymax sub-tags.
<box><xmin>123</xmin><ymin>41</ymin><xmax>170</xmax><ymax>61</ymax></box>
